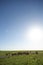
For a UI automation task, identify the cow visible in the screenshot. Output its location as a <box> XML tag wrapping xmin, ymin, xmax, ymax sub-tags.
<box><xmin>17</xmin><ymin>52</ymin><xmax>23</xmax><ymax>55</ymax></box>
<box><xmin>35</xmin><ymin>51</ymin><xmax>38</xmax><ymax>54</ymax></box>
<box><xmin>22</xmin><ymin>51</ymin><xmax>29</xmax><ymax>55</ymax></box>
<box><xmin>12</xmin><ymin>53</ymin><xmax>18</xmax><ymax>56</ymax></box>
<box><xmin>6</xmin><ymin>53</ymin><xmax>11</xmax><ymax>58</ymax></box>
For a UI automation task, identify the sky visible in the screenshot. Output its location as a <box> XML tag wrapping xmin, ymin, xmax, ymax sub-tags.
<box><xmin>0</xmin><ymin>0</ymin><xmax>43</xmax><ymax>50</ymax></box>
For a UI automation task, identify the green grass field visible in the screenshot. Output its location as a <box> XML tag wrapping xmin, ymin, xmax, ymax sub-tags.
<box><xmin>0</xmin><ymin>51</ymin><xmax>43</xmax><ymax>65</ymax></box>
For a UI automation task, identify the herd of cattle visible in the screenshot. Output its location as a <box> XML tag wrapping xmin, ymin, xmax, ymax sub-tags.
<box><xmin>6</xmin><ymin>51</ymin><xmax>38</xmax><ymax>57</ymax></box>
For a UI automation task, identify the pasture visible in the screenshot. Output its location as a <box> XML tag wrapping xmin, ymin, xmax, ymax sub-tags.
<box><xmin>0</xmin><ymin>51</ymin><xmax>43</xmax><ymax>65</ymax></box>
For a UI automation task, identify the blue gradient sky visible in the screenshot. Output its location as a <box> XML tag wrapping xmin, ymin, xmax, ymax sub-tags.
<box><xmin>0</xmin><ymin>0</ymin><xmax>43</xmax><ymax>50</ymax></box>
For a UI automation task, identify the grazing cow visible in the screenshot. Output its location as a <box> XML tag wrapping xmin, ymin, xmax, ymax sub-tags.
<box><xmin>26</xmin><ymin>52</ymin><xmax>29</xmax><ymax>55</ymax></box>
<box><xmin>6</xmin><ymin>53</ymin><xmax>8</xmax><ymax>56</ymax></box>
<box><xmin>12</xmin><ymin>53</ymin><xmax>18</xmax><ymax>56</ymax></box>
<box><xmin>35</xmin><ymin>51</ymin><xmax>38</xmax><ymax>54</ymax></box>
<box><xmin>24</xmin><ymin>52</ymin><xmax>29</xmax><ymax>55</ymax></box>
<box><xmin>6</xmin><ymin>53</ymin><xmax>11</xmax><ymax>58</ymax></box>
<box><xmin>17</xmin><ymin>52</ymin><xmax>25</xmax><ymax>55</ymax></box>
<box><xmin>17</xmin><ymin>52</ymin><xmax>23</xmax><ymax>55</ymax></box>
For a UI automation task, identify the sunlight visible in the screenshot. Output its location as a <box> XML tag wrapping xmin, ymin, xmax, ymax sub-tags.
<box><xmin>29</xmin><ymin>27</ymin><xmax>42</xmax><ymax>42</ymax></box>
<box><xmin>25</xmin><ymin>25</ymin><xmax>43</xmax><ymax>50</ymax></box>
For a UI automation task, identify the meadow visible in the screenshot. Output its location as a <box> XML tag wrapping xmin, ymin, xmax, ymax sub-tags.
<box><xmin>0</xmin><ymin>51</ymin><xmax>43</xmax><ymax>65</ymax></box>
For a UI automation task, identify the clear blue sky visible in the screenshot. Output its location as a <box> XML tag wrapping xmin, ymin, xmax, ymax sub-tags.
<box><xmin>0</xmin><ymin>0</ymin><xmax>43</xmax><ymax>50</ymax></box>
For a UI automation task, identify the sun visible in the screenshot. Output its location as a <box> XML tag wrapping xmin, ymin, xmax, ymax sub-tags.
<box><xmin>25</xmin><ymin>25</ymin><xmax>43</xmax><ymax>50</ymax></box>
<box><xmin>26</xmin><ymin>26</ymin><xmax>42</xmax><ymax>42</ymax></box>
<box><xmin>29</xmin><ymin>27</ymin><xmax>42</xmax><ymax>41</ymax></box>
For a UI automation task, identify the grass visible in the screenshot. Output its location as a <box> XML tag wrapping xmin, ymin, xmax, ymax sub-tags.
<box><xmin>0</xmin><ymin>51</ymin><xmax>43</xmax><ymax>65</ymax></box>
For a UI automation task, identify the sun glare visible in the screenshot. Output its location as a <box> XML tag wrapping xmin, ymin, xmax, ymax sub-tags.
<box><xmin>29</xmin><ymin>27</ymin><xmax>42</xmax><ymax>41</ymax></box>
<box><xmin>24</xmin><ymin>25</ymin><xmax>43</xmax><ymax>50</ymax></box>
